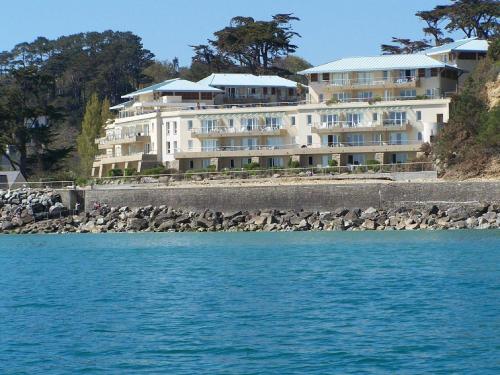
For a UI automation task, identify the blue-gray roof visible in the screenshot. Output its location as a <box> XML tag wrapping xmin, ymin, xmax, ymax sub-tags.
<box><xmin>298</xmin><ymin>54</ymin><xmax>459</xmax><ymax>74</ymax></box>
<box><xmin>198</xmin><ymin>73</ymin><xmax>299</xmax><ymax>88</ymax></box>
<box><xmin>424</xmin><ymin>38</ymin><xmax>489</xmax><ymax>55</ymax></box>
<box><xmin>122</xmin><ymin>78</ymin><xmax>222</xmax><ymax>98</ymax></box>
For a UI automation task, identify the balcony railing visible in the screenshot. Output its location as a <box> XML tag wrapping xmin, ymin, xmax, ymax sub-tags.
<box><xmin>180</xmin><ymin>140</ymin><xmax>423</xmax><ymax>153</ymax></box>
<box><xmin>312</xmin><ymin>120</ymin><xmax>408</xmax><ymax>130</ymax></box>
<box><xmin>96</xmin><ymin>133</ymin><xmax>150</xmax><ymax>144</ymax></box>
<box><xmin>327</xmin><ymin>77</ymin><xmax>417</xmax><ymax>87</ymax></box>
<box><xmin>191</xmin><ymin>125</ymin><xmax>284</xmax><ymax>136</ymax></box>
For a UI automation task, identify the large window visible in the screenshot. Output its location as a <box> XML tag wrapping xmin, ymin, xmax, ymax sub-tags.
<box><xmin>201</xmin><ymin>139</ymin><xmax>219</xmax><ymax>151</ymax></box>
<box><xmin>346</xmin><ymin>113</ymin><xmax>363</xmax><ymax>127</ymax></box>
<box><xmin>346</xmin><ymin>134</ymin><xmax>364</xmax><ymax>146</ymax></box>
<box><xmin>389</xmin><ymin>132</ymin><xmax>408</xmax><ymax>145</ymax></box>
<box><xmin>387</xmin><ymin>111</ymin><xmax>407</xmax><ymax>126</ymax></box>
<box><xmin>242</xmin><ymin>138</ymin><xmax>258</xmax><ymax>150</ymax></box>
<box><xmin>332</xmin><ymin>72</ymin><xmax>349</xmax><ymax>86</ymax></box>
<box><xmin>358</xmin><ymin>91</ymin><xmax>373</xmax><ymax>100</ymax></box>
<box><xmin>265</xmin><ymin>117</ymin><xmax>282</xmax><ymax>129</ymax></box>
<box><xmin>400</xmin><ymin>89</ymin><xmax>416</xmax><ymax>98</ymax></box>
<box><xmin>321</xmin><ymin>114</ymin><xmax>339</xmax><ymax>127</ymax></box>
<box><xmin>241</xmin><ymin>118</ymin><xmax>259</xmax><ymax>131</ymax></box>
<box><xmin>334</xmin><ymin>92</ymin><xmax>351</xmax><ymax>102</ymax></box>
<box><xmin>357</xmin><ymin>72</ymin><xmax>373</xmax><ymax>85</ymax></box>
<box><xmin>202</xmin><ymin>119</ymin><xmax>217</xmax><ymax>133</ymax></box>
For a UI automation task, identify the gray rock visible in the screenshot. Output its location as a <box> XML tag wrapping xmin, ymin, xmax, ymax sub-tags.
<box><xmin>127</xmin><ymin>218</ymin><xmax>148</xmax><ymax>231</ymax></box>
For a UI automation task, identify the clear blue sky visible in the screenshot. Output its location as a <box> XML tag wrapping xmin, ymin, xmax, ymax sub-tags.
<box><xmin>0</xmin><ymin>0</ymin><xmax>458</xmax><ymax>66</ymax></box>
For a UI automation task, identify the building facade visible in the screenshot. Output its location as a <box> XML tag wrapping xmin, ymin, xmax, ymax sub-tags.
<box><xmin>91</xmin><ymin>40</ymin><xmax>489</xmax><ymax>177</ymax></box>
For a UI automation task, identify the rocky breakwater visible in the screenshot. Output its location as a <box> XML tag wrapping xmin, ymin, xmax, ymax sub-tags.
<box><xmin>1</xmin><ymin>194</ymin><xmax>499</xmax><ymax>234</ymax></box>
<box><xmin>0</xmin><ymin>188</ymin><xmax>71</xmax><ymax>233</ymax></box>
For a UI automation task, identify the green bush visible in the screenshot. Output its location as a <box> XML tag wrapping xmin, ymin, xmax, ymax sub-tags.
<box><xmin>108</xmin><ymin>168</ymin><xmax>123</xmax><ymax>177</ymax></box>
<box><xmin>366</xmin><ymin>159</ymin><xmax>381</xmax><ymax>171</ymax></box>
<box><xmin>206</xmin><ymin>164</ymin><xmax>217</xmax><ymax>172</ymax></box>
<box><xmin>243</xmin><ymin>162</ymin><xmax>260</xmax><ymax>170</ymax></box>
<box><xmin>141</xmin><ymin>166</ymin><xmax>166</xmax><ymax>175</ymax></box>
<box><xmin>124</xmin><ymin>168</ymin><xmax>136</xmax><ymax>176</ymax></box>
<box><xmin>328</xmin><ymin>159</ymin><xmax>338</xmax><ymax>167</ymax></box>
<box><xmin>288</xmin><ymin>160</ymin><xmax>301</xmax><ymax>168</ymax></box>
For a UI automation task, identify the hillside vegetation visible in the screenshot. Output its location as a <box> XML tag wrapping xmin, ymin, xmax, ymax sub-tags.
<box><xmin>435</xmin><ymin>38</ymin><xmax>500</xmax><ymax>179</ymax></box>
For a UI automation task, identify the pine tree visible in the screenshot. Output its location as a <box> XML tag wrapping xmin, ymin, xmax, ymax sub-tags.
<box><xmin>77</xmin><ymin>93</ymin><xmax>102</xmax><ymax>176</ymax></box>
<box><xmin>100</xmin><ymin>97</ymin><xmax>111</xmax><ymax>137</ymax></box>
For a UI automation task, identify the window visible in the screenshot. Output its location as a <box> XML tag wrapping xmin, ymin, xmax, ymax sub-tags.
<box><xmin>288</xmin><ymin>88</ymin><xmax>294</xmax><ymax>96</ymax></box>
<box><xmin>187</xmin><ymin>120</ymin><xmax>193</xmax><ymax>130</ymax></box>
<box><xmin>324</xmin><ymin>134</ymin><xmax>340</xmax><ymax>146</ymax></box>
<box><xmin>167</xmin><ymin>142</ymin><xmax>171</xmax><ymax>153</ymax></box>
<box><xmin>241</xmin><ymin>118</ymin><xmax>258</xmax><ymax>130</ymax></box>
<box><xmin>383</xmin><ymin>71</ymin><xmax>389</xmax><ymax>80</ymax></box>
<box><xmin>229</xmin><ymin>119</ymin><xmax>234</xmax><ymax>128</ymax></box>
<box><xmin>242</xmin><ymin>138</ymin><xmax>258</xmax><ymax>150</ymax></box>
<box><xmin>308</xmin><ymin>156</ymin><xmax>314</xmax><ymax>166</ymax></box>
<box><xmin>437</xmin><ymin>114</ymin><xmax>444</xmax><ymax>124</ymax></box>
<box><xmin>372</xmin><ymin>112</ymin><xmax>378</xmax><ymax>121</ymax></box>
<box><xmin>290</xmin><ymin>116</ymin><xmax>296</xmax><ymax>126</ymax></box>
<box><xmin>173</xmin><ymin>122</ymin><xmax>177</xmax><ymax>135</ymax></box>
<box><xmin>346</xmin><ymin>134</ymin><xmax>364</xmax><ymax>146</ymax></box>
<box><xmin>307</xmin><ymin>115</ymin><xmax>312</xmax><ymax>126</ymax></box>
<box><xmin>334</xmin><ymin>92</ymin><xmax>351</xmax><ymax>102</ymax></box>
<box><xmin>189</xmin><ymin>160</ymin><xmax>194</xmax><ymax>169</ymax></box>
<box><xmin>357</xmin><ymin>72</ymin><xmax>373</xmax><ymax>85</ymax></box>
<box><xmin>391</xmin><ymin>153</ymin><xmax>408</xmax><ymax>164</ymax></box>
<box><xmin>346</xmin><ymin>113</ymin><xmax>362</xmax><ymax>127</ymax></box>
<box><xmin>201</xmin><ymin>139</ymin><xmax>218</xmax><ymax>151</ymax></box>
<box><xmin>319</xmin><ymin>94</ymin><xmax>324</xmax><ymax>102</ymax></box>
<box><xmin>426</xmin><ymin>88</ymin><xmax>440</xmax><ymax>98</ymax></box>
<box><xmin>417</xmin><ymin>132</ymin><xmax>423</xmax><ymax>141</ymax></box>
<box><xmin>307</xmin><ymin>135</ymin><xmax>313</xmax><ymax>146</ymax></box>
<box><xmin>188</xmin><ymin>140</ymin><xmax>193</xmax><ymax>150</ymax></box>
<box><xmin>358</xmin><ymin>91</ymin><xmax>373</xmax><ymax>101</ymax></box>
<box><xmin>322</xmin><ymin>72</ymin><xmax>330</xmax><ymax>81</ymax></box>
<box><xmin>202</xmin><ymin>159</ymin><xmax>211</xmax><ymax>169</ymax></box>
<box><xmin>416</xmin><ymin>111</ymin><xmax>422</xmax><ymax>121</ymax></box>
<box><xmin>387</xmin><ymin>111</ymin><xmax>407</xmax><ymax>126</ymax></box>
<box><xmin>400</xmin><ymin>89</ymin><xmax>416</xmax><ymax>98</ymax></box>
<box><xmin>310</xmin><ymin>73</ymin><xmax>318</xmax><ymax>82</ymax></box>
<box><xmin>265</xmin><ymin>117</ymin><xmax>282</xmax><ymax>128</ymax></box>
<box><xmin>321</xmin><ymin>114</ymin><xmax>339</xmax><ymax>127</ymax></box>
<box><xmin>332</xmin><ymin>72</ymin><xmax>349</xmax><ymax>86</ymax></box>
<box><xmin>389</xmin><ymin>132</ymin><xmax>408</xmax><ymax>145</ymax></box>
<box><xmin>173</xmin><ymin>141</ymin><xmax>177</xmax><ymax>151</ymax></box>
<box><xmin>166</xmin><ymin>122</ymin><xmax>170</xmax><ymax>135</ymax></box>
<box><xmin>230</xmin><ymin>159</ymin><xmax>235</xmax><ymax>168</ymax></box>
<box><xmin>268</xmin><ymin>157</ymin><xmax>284</xmax><ymax>168</ymax></box>
<box><xmin>347</xmin><ymin>154</ymin><xmax>365</xmax><ymax>165</ymax></box>
<box><xmin>202</xmin><ymin>119</ymin><xmax>217</xmax><ymax>133</ymax></box>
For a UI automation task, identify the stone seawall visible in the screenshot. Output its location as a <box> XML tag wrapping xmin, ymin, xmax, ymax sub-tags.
<box><xmin>82</xmin><ymin>181</ymin><xmax>500</xmax><ymax>212</ymax></box>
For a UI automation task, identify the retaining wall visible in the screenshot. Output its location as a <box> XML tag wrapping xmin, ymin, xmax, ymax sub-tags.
<box><xmin>77</xmin><ymin>181</ymin><xmax>500</xmax><ymax>212</ymax></box>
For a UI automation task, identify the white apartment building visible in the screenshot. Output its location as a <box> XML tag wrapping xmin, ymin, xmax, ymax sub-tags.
<box><xmin>91</xmin><ymin>40</ymin><xmax>489</xmax><ymax>177</ymax></box>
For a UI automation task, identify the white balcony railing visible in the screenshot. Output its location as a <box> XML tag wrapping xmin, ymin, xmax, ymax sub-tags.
<box><xmin>312</xmin><ymin>120</ymin><xmax>408</xmax><ymax>130</ymax></box>
<box><xmin>328</xmin><ymin>77</ymin><xmax>417</xmax><ymax>87</ymax></box>
<box><xmin>192</xmin><ymin>125</ymin><xmax>284</xmax><ymax>135</ymax></box>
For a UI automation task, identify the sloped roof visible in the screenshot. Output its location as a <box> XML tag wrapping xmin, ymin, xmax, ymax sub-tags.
<box><xmin>424</xmin><ymin>38</ymin><xmax>489</xmax><ymax>55</ymax></box>
<box><xmin>122</xmin><ymin>78</ymin><xmax>222</xmax><ymax>98</ymax></box>
<box><xmin>198</xmin><ymin>73</ymin><xmax>299</xmax><ymax>88</ymax></box>
<box><xmin>109</xmin><ymin>100</ymin><xmax>133</xmax><ymax>110</ymax></box>
<box><xmin>0</xmin><ymin>171</ymin><xmax>27</xmax><ymax>189</ymax></box>
<box><xmin>298</xmin><ymin>54</ymin><xmax>459</xmax><ymax>74</ymax></box>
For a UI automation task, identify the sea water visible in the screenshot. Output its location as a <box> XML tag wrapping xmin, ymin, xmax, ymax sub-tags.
<box><xmin>0</xmin><ymin>231</ymin><xmax>499</xmax><ymax>374</ymax></box>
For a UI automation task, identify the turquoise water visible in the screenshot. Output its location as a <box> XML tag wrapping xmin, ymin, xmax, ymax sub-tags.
<box><xmin>0</xmin><ymin>231</ymin><xmax>499</xmax><ymax>374</ymax></box>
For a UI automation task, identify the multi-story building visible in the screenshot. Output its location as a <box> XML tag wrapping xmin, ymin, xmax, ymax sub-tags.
<box><xmin>93</xmin><ymin>42</ymin><xmax>493</xmax><ymax>176</ymax></box>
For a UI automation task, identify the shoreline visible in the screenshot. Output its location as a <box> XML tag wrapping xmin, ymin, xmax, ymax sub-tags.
<box><xmin>1</xmin><ymin>187</ymin><xmax>499</xmax><ymax>235</ymax></box>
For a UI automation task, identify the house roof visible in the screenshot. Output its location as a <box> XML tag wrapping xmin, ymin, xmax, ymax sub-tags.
<box><xmin>109</xmin><ymin>100</ymin><xmax>133</xmax><ymax>110</ymax></box>
<box><xmin>424</xmin><ymin>38</ymin><xmax>489</xmax><ymax>55</ymax></box>
<box><xmin>122</xmin><ymin>78</ymin><xmax>223</xmax><ymax>99</ymax></box>
<box><xmin>298</xmin><ymin>54</ymin><xmax>459</xmax><ymax>74</ymax></box>
<box><xmin>0</xmin><ymin>171</ymin><xmax>27</xmax><ymax>189</ymax></box>
<box><xmin>198</xmin><ymin>73</ymin><xmax>299</xmax><ymax>88</ymax></box>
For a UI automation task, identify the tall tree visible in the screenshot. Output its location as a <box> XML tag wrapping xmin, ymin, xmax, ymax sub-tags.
<box><xmin>192</xmin><ymin>14</ymin><xmax>301</xmax><ymax>74</ymax></box>
<box><xmin>0</xmin><ymin>66</ymin><xmax>69</xmax><ymax>176</ymax></box>
<box><xmin>77</xmin><ymin>94</ymin><xmax>103</xmax><ymax>176</ymax></box>
<box><xmin>381</xmin><ymin>38</ymin><xmax>431</xmax><ymax>55</ymax></box>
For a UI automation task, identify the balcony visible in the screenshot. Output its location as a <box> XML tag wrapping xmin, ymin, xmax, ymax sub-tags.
<box><xmin>93</xmin><ymin>152</ymin><xmax>157</xmax><ymax>167</ymax></box>
<box><xmin>325</xmin><ymin>77</ymin><xmax>419</xmax><ymax>91</ymax></box>
<box><xmin>191</xmin><ymin>125</ymin><xmax>287</xmax><ymax>138</ymax></box>
<box><xmin>311</xmin><ymin>121</ymin><xmax>410</xmax><ymax>133</ymax></box>
<box><xmin>96</xmin><ymin>134</ymin><xmax>151</xmax><ymax>148</ymax></box>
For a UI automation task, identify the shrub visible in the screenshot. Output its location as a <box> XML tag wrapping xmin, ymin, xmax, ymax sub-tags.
<box><xmin>328</xmin><ymin>159</ymin><xmax>338</xmax><ymax>167</ymax></box>
<box><xmin>108</xmin><ymin>168</ymin><xmax>123</xmax><ymax>177</ymax></box>
<box><xmin>141</xmin><ymin>166</ymin><xmax>166</xmax><ymax>175</ymax></box>
<box><xmin>366</xmin><ymin>159</ymin><xmax>381</xmax><ymax>171</ymax></box>
<box><xmin>124</xmin><ymin>168</ymin><xmax>136</xmax><ymax>176</ymax></box>
<box><xmin>206</xmin><ymin>164</ymin><xmax>217</xmax><ymax>172</ymax></box>
<box><xmin>243</xmin><ymin>162</ymin><xmax>260</xmax><ymax>170</ymax></box>
<box><xmin>288</xmin><ymin>160</ymin><xmax>301</xmax><ymax>168</ymax></box>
